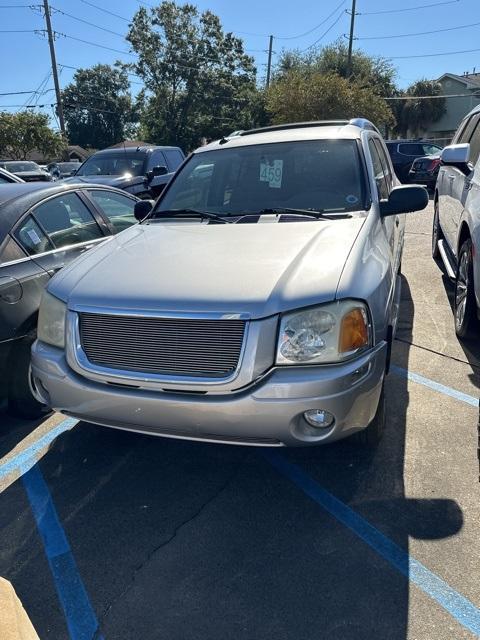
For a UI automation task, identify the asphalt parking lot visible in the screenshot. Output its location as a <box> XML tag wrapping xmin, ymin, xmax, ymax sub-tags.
<box><xmin>1</xmin><ymin>201</ymin><xmax>479</xmax><ymax>640</ymax></box>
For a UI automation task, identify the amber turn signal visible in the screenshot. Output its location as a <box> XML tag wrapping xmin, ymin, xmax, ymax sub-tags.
<box><xmin>339</xmin><ymin>308</ymin><xmax>369</xmax><ymax>353</ymax></box>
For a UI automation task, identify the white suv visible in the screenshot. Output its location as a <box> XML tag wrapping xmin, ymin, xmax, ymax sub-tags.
<box><xmin>433</xmin><ymin>104</ymin><xmax>480</xmax><ymax>338</ymax></box>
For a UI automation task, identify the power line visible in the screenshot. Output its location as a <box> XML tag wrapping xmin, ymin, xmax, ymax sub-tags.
<box><xmin>50</xmin><ymin>6</ymin><xmax>125</xmax><ymax>37</ymax></box>
<box><xmin>276</xmin><ymin>0</ymin><xmax>347</xmax><ymax>40</ymax></box>
<box><xmin>391</xmin><ymin>46</ymin><xmax>480</xmax><ymax>59</ymax></box>
<box><xmin>54</xmin><ymin>31</ymin><xmax>135</xmax><ymax>56</ymax></box>
<box><xmin>78</xmin><ymin>0</ymin><xmax>130</xmax><ymax>22</ymax></box>
<box><xmin>384</xmin><ymin>92</ymin><xmax>480</xmax><ymax>100</ymax></box>
<box><xmin>0</xmin><ymin>29</ymin><xmax>43</xmax><ymax>32</ymax></box>
<box><xmin>359</xmin><ymin>0</ymin><xmax>460</xmax><ymax>14</ymax></box>
<box><xmin>356</xmin><ymin>19</ymin><xmax>480</xmax><ymax>40</ymax></box>
<box><xmin>301</xmin><ymin>8</ymin><xmax>346</xmax><ymax>52</ymax></box>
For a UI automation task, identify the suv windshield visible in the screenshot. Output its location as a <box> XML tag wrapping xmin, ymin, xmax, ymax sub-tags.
<box><xmin>157</xmin><ymin>140</ymin><xmax>366</xmax><ymax>216</ymax></box>
<box><xmin>75</xmin><ymin>153</ymin><xmax>145</xmax><ymax>177</ymax></box>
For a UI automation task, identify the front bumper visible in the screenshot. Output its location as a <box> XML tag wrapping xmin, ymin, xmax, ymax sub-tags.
<box><xmin>31</xmin><ymin>340</ymin><xmax>387</xmax><ymax>447</ymax></box>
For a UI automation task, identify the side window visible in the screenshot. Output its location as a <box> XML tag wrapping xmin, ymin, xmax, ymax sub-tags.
<box><xmin>398</xmin><ymin>143</ymin><xmax>424</xmax><ymax>156</ymax></box>
<box><xmin>453</xmin><ymin>117</ymin><xmax>471</xmax><ymax>144</ymax></box>
<box><xmin>32</xmin><ymin>192</ymin><xmax>104</xmax><ymax>249</ymax></box>
<box><xmin>373</xmin><ymin>139</ymin><xmax>393</xmax><ymax>191</ymax></box>
<box><xmin>148</xmin><ymin>150</ymin><xmax>167</xmax><ymax>170</ymax></box>
<box><xmin>468</xmin><ymin>120</ymin><xmax>480</xmax><ymax>167</ymax></box>
<box><xmin>457</xmin><ymin>114</ymin><xmax>480</xmax><ymax>144</ymax></box>
<box><xmin>163</xmin><ymin>149</ymin><xmax>184</xmax><ymax>172</ymax></box>
<box><xmin>1</xmin><ymin>236</ymin><xmax>27</xmax><ymax>263</ymax></box>
<box><xmin>368</xmin><ymin>139</ymin><xmax>389</xmax><ymax>200</ymax></box>
<box><xmin>14</xmin><ymin>215</ymin><xmax>53</xmax><ymax>256</ymax></box>
<box><xmin>88</xmin><ymin>190</ymin><xmax>137</xmax><ymax>234</ymax></box>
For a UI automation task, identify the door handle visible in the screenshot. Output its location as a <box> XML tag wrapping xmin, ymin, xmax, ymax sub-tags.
<box><xmin>447</xmin><ymin>175</ymin><xmax>455</xmax><ymax>181</ymax></box>
<box><xmin>464</xmin><ymin>182</ymin><xmax>473</xmax><ymax>191</ymax></box>
<box><xmin>395</xmin><ymin>218</ymin><xmax>400</xmax><ymax>227</ymax></box>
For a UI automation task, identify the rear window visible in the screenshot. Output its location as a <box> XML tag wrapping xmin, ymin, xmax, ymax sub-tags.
<box><xmin>398</xmin><ymin>144</ymin><xmax>424</xmax><ymax>156</ymax></box>
<box><xmin>158</xmin><ymin>140</ymin><xmax>366</xmax><ymax>216</ymax></box>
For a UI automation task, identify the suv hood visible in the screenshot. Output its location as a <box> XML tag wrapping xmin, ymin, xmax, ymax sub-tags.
<box><xmin>51</xmin><ymin>218</ymin><xmax>365</xmax><ymax>319</ymax></box>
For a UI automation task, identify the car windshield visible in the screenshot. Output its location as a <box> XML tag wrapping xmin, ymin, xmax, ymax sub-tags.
<box><xmin>4</xmin><ymin>161</ymin><xmax>40</xmax><ymax>172</ymax></box>
<box><xmin>58</xmin><ymin>162</ymin><xmax>80</xmax><ymax>172</ymax></box>
<box><xmin>156</xmin><ymin>140</ymin><xmax>366</xmax><ymax>217</ymax></box>
<box><xmin>75</xmin><ymin>153</ymin><xmax>145</xmax><ymax>177</ymax></box>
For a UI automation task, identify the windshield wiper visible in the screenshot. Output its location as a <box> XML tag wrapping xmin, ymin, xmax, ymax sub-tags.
<box><xmin>254</xmin><ymin>207</ymin><xmax>352</xmax><ymax>219</ymax></box>
<box><xmin>151</xmin><ymin>208</ymin><xmax>232</xmax><ymax>224</ymax></box>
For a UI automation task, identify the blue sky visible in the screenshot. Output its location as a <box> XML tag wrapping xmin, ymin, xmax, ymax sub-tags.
<box><xmin>1</xmin><ymin>0</ymin><xmax>479</xmax><ymax>128</ymax></box>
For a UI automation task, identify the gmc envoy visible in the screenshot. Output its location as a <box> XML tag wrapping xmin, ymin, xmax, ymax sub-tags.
<box><xmin>31</xmin><ymin>119</ymin><xmax>428</xmax><ymax>447</ymax></box>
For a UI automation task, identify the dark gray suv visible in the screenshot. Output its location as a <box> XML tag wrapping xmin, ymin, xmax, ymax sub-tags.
<box><xmin>66</xmin><ymin>145</ymin><xmax>185</xmax><ymax>199</ymax></box>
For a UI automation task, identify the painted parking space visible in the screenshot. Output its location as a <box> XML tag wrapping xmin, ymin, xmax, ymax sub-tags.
<box><xmin>0</xmin><ymin>202</ymin><xmax>479</xmax><ymax>640</ymax></box>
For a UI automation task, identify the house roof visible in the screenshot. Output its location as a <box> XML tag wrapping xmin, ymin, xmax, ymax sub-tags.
<box><xmin>437</xmin><ymin>73</ymin><xmax>480</xmax><ymax>89</ymax></box>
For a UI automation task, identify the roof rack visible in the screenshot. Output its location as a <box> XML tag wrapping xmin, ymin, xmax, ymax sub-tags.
<box><xmin>239</xmin><ymin>118</ymin><xmax>379</xmax><ymax>137</ymax></box>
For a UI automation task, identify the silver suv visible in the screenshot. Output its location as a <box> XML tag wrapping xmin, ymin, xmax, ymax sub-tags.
<box><xmin>433</xmin><ymin>104</ymin><xmax>480</xmax><ymax>338</ymax></box>
<box><xmin>31</xmin><ymin>119</ymin><xmax>428</xmax><ymax>447</ymax></box>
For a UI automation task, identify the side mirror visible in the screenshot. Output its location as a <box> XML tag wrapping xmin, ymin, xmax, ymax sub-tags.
<box><xmin>441</xmin><ymin>143</ymin><xmax>470</xmax><ymax>172</ymax></box>
<box><xmin>146</xmin><ymin>165</ymin><xmax>168</xmax><ymax>182</ymax></box>
<box><xmin>134</xmin><ymin>199</ymin><xmax>154</xmax><ymax>221</ymax></box>
<box><xmin>380</xmin><ymin>185</ymin><xmax>429</xmax><ymax>217</ymax></box>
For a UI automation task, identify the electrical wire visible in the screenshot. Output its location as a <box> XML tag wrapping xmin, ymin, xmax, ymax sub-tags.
<box><xmin>54</xmin><ymin>31</ymin><xmax>135</xmax><ymax>56</ymax></box>
<box><xmin>301</xmin><ymin>8</ymin><xmax>346</xmax><ymax>52</ymax></box>
<box><xmin>50</xmin><ymin>6</ymin><xmax>125</xmax><ymax>37</ymax></box>
<box><xmin>358</xmin><ymin>0</ymin><xmax>460</xmax><ymax>14</ymax></box>
<box><xmin>391</xmin><ymin>46</ymin><xmax>480</xmax><ymax>59</ymax></box>
<box><xmin>384</xmin><ymin>92</ymin><xmax>480</xmax><ymax>100</ymax></box>
<box><xmin>276</xmin><ymin>0</ymin><xmax>347</xmax><ymax>40</ymax></box>
<box><xmin>356</xmin><ymin>19</ymin><xmax>480</xmax><ymax>40</ymax></box>
<box><xmin>78</xmin><ymin>0</ymin><xmax>130</xmax><ymax>22</ymax></box>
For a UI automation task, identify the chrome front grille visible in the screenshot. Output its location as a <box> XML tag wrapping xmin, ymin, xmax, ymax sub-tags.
<box><xmin>79</xmin><ymin>312</ymin><xmax>246</xmax><ymax>379</ymax></box>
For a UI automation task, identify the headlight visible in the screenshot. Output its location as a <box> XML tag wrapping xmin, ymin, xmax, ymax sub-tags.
<box><xmin>276</xmin><ymin>300</ymin><xmax>371</xmax><ymax>365</ymax></box>
<box><xmin>37</xmin><ymin>290</ymin><xmax>67</xmax><ymax>348</ymax></box>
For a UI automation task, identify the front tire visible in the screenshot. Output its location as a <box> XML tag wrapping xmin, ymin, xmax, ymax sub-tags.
<box><xmin>354</xmin><ymin>383</ymin><xmax>386</xmax><ymax>447</ymax></box>
<box><xmin>7</xmin><ymin>335</ymin><xmax>48</xmax><ymax>419</ymax></box>
<box><xmin>454</xmin><ymin>239</ymin><xmax>479</xmax><ymax>339</ymax></box>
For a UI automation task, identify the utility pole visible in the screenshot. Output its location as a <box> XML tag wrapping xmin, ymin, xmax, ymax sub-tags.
<box><xmin>266</xmin><ymin>35</ymin><xmax>274</xmax><ymax>89</ymax></box>
<box><xmin>346</xmin><ymin>0</ymin><xmax>357</xmax><ymax>79</ymax></box>
<box><xmin>43</xmin><ymin>0</ymin><xmax>65</xmax><ymax>135</ymax></box>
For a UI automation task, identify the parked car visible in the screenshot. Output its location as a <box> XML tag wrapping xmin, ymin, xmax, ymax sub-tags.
<box><xmin>0</xmin><ymin>167</ymin><xmax>24</xmax><ymax>184</ymax></box>
<box><xmin>47</xmin><ymin>161</ymin><xmax>81</xmax><ymax>180</ymax></box>
<box><xmin>65</xmin><ymin>145</ymin><xmax>185</xmax><ymax>199</ymax></box>
<box><xmin>408</xmin><ymin>151</ymin><xmax>442</xmax><ymax>190</ymax></box>
<box><xmin>32</xmin><ymin>118</ymin><xmax>428</xmax><ymax>446</ymax></box>
<box><xmin>0</xmin><ymin>182</ymin><xmax>139</xmax><ymax>418</ymax></box>
<box><xmin>0</xmin><ymin>161</ymin><xmax>53</xmax><ymax>183</ymax></box>
<box><xmin>433</xmin><ymin>103</ymin><xmax>480</xmax><ymax>338</ymax></box>
<box><xmin>386</xmin><ymin>140</ymin><xmax>443</xmax><ymax>183</ymax></box>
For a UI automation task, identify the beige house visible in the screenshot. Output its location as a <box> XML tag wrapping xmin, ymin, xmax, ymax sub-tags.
<box><xmin>424</xmin><ymin>72</ymin><xmax>480</xmax><ymax>143</ymax></box>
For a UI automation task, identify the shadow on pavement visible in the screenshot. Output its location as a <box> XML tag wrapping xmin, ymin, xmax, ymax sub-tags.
<box><xmin>0</xmin><ymin>277</ymin><xmax>464</xmax><ymax>640</ymax></box>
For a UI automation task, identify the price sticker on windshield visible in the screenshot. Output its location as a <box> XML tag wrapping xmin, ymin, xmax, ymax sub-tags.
<box><xmin>259</xmin><ymin>159</ymin><xmax>283</xmax><ymax>189</ymax></box>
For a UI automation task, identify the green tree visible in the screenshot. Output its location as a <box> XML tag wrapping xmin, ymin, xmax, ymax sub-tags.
<box><xmin>266</xmin><ymin>70</ymin><xmax>395</xmax><ymax>129</ymax></box>
<box><xmin>395</xmin><ymin>79</ymin><xmax>446</xmax><ymax>137</ymax></box>
<box><xmin>0</xmin><ymin>111</ymin><xmax>65</xmax><ymax>160</ymax></box>
<box><xmin>62</xmin><ymin>64</ymin><xmax>137</xmax><ymax>149</ymax></box>
<box><xmin>126</xmin><ymin>2</ymin><xmax>261</xmax><ymax>150</ymax></box>
<box><xmin>276</xmin><ymin>41</ymin><xmax>398</xmax><ymax>97</ymax></box>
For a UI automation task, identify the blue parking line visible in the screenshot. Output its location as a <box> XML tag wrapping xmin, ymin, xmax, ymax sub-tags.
<box><xmin>0</xmin><ymin>418</ymin><xmax>77</xmax><ymax>483</ymax></box>
<box><xmin>264</xmin><ymin>451</ymin><xmax>480</xmax><ymax>637</ymax></box>
<box><xmin>391</xmin><ymin>365</ymin><xmax>478</xmax><ymax>407</ymax></box>
<box><xmin>22</xmin><ymin>464</ymin><xmax>103</xmax><ymax>640</ymax></box>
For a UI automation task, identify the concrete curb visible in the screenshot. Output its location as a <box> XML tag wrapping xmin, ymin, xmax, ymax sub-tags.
<box><xmin>0</xmin><ymin>577</ymin><xmax>40</xmax><ymax>640</ymax></box>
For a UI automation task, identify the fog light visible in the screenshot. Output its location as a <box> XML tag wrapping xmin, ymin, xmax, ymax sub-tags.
<box><xmin>303</xmin><ymin>409</ymin><xmax>335</xmax><ymax>429</ymax></box>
